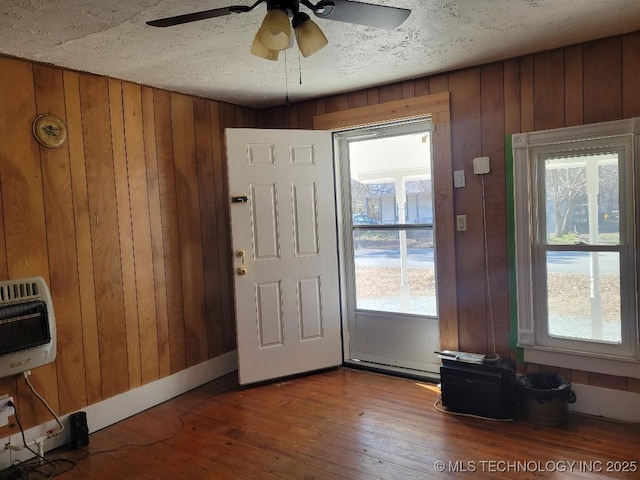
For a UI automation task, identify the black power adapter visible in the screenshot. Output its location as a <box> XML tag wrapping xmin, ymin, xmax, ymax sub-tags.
<box><xmin>69</xmin><ymin>411</ymin><xmax>89</xmax><ymax>449</ymax></box>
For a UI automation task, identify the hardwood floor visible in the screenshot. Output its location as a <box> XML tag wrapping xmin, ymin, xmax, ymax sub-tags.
<box><xmin>30</xmin><ymin>368</ymin><xmax>640</xmax><ymax>478</ymax></box>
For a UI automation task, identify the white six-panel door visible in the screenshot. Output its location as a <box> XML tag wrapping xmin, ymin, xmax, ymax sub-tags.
<box><xmin>226</xmin><ymin>128</ymin><xmax>342</xmax><ymax>385</ymax></box>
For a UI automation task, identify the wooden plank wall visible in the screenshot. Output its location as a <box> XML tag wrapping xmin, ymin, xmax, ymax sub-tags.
<box><xmin>0</xmin><ymin>56</ymin><xmax>252</xmax><ymax>431</ymax></box>
<box><xmin>257</xmin><ymin>31</ymin><xmax>640</xmax><ymax>394</ymax></box>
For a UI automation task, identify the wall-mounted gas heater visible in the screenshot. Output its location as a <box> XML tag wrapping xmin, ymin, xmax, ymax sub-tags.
<box><xmin>0</xmin><ymin>276</ymin><xmax>56</xmax><ymax>378</ymax></box>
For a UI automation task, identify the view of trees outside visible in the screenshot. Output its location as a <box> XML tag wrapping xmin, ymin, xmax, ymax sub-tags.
<box><xmin>543</xmin><ymin>153</ymin><xmax>621</xmax><ymax>343</ymax></box>
<box><xmin>545</xmin><ymin>156</ymin><xmax>619</xmax><ymax>241</ymax></box>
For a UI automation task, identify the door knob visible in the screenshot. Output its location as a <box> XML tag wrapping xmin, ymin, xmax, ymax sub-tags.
<box><xmin>236</xmin><ymin>266</ymin><xmax>247</xmax><ymax>276</ymax></box>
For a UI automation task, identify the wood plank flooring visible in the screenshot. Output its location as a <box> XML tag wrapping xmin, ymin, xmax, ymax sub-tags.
<box><xmin>35</xmin><ymin>368</ymin><xmax>640</xmax><ymax>479</ymax></box>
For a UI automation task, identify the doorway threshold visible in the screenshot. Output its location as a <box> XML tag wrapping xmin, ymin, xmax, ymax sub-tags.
<box><xmin>343</xmin><ymin>359</ymin><xmax>440</xmax><ymax>384</ymax></box>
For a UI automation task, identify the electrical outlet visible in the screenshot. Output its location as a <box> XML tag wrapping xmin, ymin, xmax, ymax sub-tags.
<box><xmin>0</xmin><ymin>394</ymin><xmax>15</xmax><ymax>427</ymax></box>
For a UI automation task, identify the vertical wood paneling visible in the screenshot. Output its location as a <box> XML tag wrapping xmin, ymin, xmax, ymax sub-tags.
<box><xmin>194</xmin><ymin>97</ymin><xmax>224</xmax><ymax>358</ymax></box>
<box><xmin>170</xmin><ymin>93</ymin><xmax>208</xmax><ymax>366</ymax></box>
<box><xmin>449</xmin><ymin>69</ymin><xmax>485</xmax><ymax>353</ymax></box>
<box><xmin>583</xmin><ymin>37</ymin><xmax>622</xmax><ymax>123</ymax></box>
<box><xmin>378</xmin><ymin>83</ymin><xmax>403</xmax><ymax>103</ymax></box>
<box><xmin>244</xmin><ymin>108</ymin><xmax>258</xmax><ymax>128</ymax></box>
<box><xmin>533</xmin><ymin>49</ymin><xmax>565</xmax><ymax>130</ymax></box>
<box><xmin>480</xmin><ymin>63</ymin><xmax>510</xmax><ymax>356</ymax></box>
<box><xmin>0</xmin><ymin>59</ymin><xmax>245</xmax><ymax>431</ymax></box>
<box><xmin>109</xmin><ymin>78</ymin><xmax>142</xmax><ymax>390</ymax></box>
<box><xmin>402</xmin><ymin>80</ymin><xmax>415</xmax><ymax>99</ymax></box>
<box><xmin>0</xmin><ymin>91</ymin><xmax>14</xmax><ymax>436</ymax></box>
<box><xmin>123</xmin><ymin>82</ymin><xmax>159</xmax><ymax>385</ymax></box>
<box><xmin>34</xmin><ymin>64</ymin><xmax>87</xmax><ymax>413</ymax></box>
<box><xmin>80</xmin><ymin>74</ymin><xmax>129</xmax><ymax>399</ymax></box>
<box><xmin>564</xmin><ymin>45</ymin><xmax>584</xmax><ymax>127</ymax></box>
<box><xmin>141</xmin><ymin>86</ymin><xmax>172</xmax><ymax>379</ymax></box>
<box><xmin>503</xmin><ymin>59</ymin><xmax>521</xmax><ymax>135</ymax></box>
<box><xmin>153</xmin><ymin>89</ymin><xmax>187</xmax><ymax>373</ymax></box>
<box><xmin>428</xmin><ymin>75</ymin><xmax>449</xmax><ymax>94</ymax></box>
<box><xmin>296</xmin><ymin>100</ymin><xmax>317</xmax><ymax>130</ymax></box>
<box><xmin>0</xmin><ymin>57</ymin><xmax>58</xmax><ymax>426</ymax></box>
<box><xmin>216</xmin><ymin>102</ymin><xmax>239</xmax><ymax>352</ymax></box>
<box><xmin>287</xmin><ymin>104</ymin><xmax>299</xmax><ymax>129</ymax></box>
<box><xmin>414</xmin><ymin>77</ymin><xmax>430</xmax><ymax>97</ymax></box>
<box><xmin>348</xmin><ymin>90</ymin><xmax>368</xmax><ymax>109</ymax></box>
<box><xmin>325</xmin><ymin>94</ymin><xmax>349</xmax><ymax>113</ymax></box>
<box><xmin>269</xmin><ymin>105</ymin><xmax>290</xmax><ymax>128</ymax></box>
<box><xmin>520</xmin><ymin>56</ymin><xmax>534</xmax><ymax>132</ymax></box>
<box><xmin>365</xmin><ymin>88</ymin><xmax>379</xmax><ymax>105</ymax></box>
<box><xmin>622</xmin><ymin>32</ymin><xmax>640</xmax><ymax>117</ymax></box>
<box><xmin>65</xmin><ymin>70</ymin><xmax>103</xmax><ymax>404</ymax></box>
<box><xmin>210</xmin><ymin>102</ymin><xmax>236</xmax><ymax>352</ymax></box>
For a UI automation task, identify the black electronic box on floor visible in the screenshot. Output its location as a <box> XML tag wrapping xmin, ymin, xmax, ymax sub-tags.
<box><xmin>440</xmin><ymin>358</ymin><xmax>517</xmax><ymax>419</ymax></box>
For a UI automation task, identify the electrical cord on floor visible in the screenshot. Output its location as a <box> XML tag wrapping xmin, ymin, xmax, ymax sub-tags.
<box><xmin>5</xmin><ymin>371</ymin><xmax>65</xmax><ymax>456</ymax></box>
<box><xmin>433</xmin><ymin>396</ymin><xmax>514</xmax><ymax>422</ymax></box>
<box><xmin>47</xmin><ymin>385</ymin><xmax>219</xmax><ymax>472</ymax></box>
<box><xmin>2</xmin><ymin>371</ymin><xmax>70</xmax><ymax>479</ymax></box>
<box><xmin>3</xmin><ymin>401</ymin><xmax>75</xmax><ymax>479</ymax></box>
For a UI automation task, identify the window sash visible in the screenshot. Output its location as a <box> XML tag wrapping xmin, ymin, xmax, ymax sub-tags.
<box><xmin>512</xmin><ymin>118</ymin><xmax>639</xmax><ymax>361</ymax></box>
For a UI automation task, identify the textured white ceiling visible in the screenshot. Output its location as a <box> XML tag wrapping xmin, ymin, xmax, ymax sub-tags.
<box><xmin>1</xmin><ymin>0</ymin><xmax>639</xmax><ymax>108</ymax></box>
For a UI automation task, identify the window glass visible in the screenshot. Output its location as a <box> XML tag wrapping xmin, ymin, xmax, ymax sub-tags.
<box><xmin>545</xmin><ymin>251</ymin><xmax>621</xmax><ymax>344</ymax></box>
<box><xmin>541</xmin><ymin>152</ymin><xmax>619</xmax><ymax>246</ymax></box>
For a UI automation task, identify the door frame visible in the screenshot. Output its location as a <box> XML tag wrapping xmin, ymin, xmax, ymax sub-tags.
<box><xmin>333</xmin><ymin>118</ymin><xmax>441</xmax><ymax>374</ymax></box>
<box><xmin>313</xmin><ymin>92</ymin><xmax>459</xmax><ymax>359</ymax></box>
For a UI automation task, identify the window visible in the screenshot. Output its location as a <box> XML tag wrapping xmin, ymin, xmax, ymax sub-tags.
<box><xmin>337</xmin><ymin>119</ymin><xmax>436</xmax><ymax>317</ymax></box>
<box><xmin>512</xmin><ymin>118</ymin><xmax>639</xmax><ymax>373</ymax></box>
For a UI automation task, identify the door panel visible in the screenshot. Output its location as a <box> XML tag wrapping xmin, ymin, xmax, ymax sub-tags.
<box><xmin>226</xmin><ymin>128</ymin><xmax>342</xmax><ymax>385</ymax></box>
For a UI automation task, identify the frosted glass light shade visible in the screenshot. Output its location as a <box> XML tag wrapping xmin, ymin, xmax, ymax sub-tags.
<box><xmin>250</xmin><ymin>33</ymin><xmax>279</xmax><ymax>61</ymax></box>
<box><xmin>257</xmin><ymin>8</ymin><xmax>291</xmax><ymax>51</ymax></box>
<box><xmin>295</xmin><ymin>17</ymin><xmax>328</xmax><ymax>57</ymax></box>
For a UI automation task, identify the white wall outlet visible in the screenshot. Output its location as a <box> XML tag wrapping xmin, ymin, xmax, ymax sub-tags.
<box><xmin>473</xmin><ymin>156</ymin><xmax>490</xmax><ymax>174</ymax></box>
<box><xmin>0</xmin><ymin>394</ymin><xmax>15</xmax><ymax>427</ymax></box>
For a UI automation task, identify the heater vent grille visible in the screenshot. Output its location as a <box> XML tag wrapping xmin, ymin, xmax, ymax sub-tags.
<box><xmin>0</xmin><ymin>276</ymin><xmax>56</xmax><ymax>378</ymax></box>
<box><xmin>0</xmin><ymin>280</ymin><xmax>40</xmax><ymax>302</ymax></box>
<box><xmin>0</xmin><ymin>301</ymin><xmax>51</xmax><ymax>356</ymax></box>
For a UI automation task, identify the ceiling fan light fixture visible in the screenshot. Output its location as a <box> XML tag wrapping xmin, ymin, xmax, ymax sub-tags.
<box><xmin>250</xmin><ymin>33</ymin><xmax>279</xmax><ymax>61</ymax></box>
<box><xmin>257</xmin><ymin>7</ymin><xmax>291</xmax><ymax>51</ymax></box>
<box><xmin>293</xmin><ymin>13</ymin><xmax>328</xmax><ymax>58</ymax></box>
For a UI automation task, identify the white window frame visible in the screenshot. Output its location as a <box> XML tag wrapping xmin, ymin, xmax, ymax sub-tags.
<box><xmin>512</xmin><ymin>117</ymin><xmax>640</xmax><ymax>378</ymax></box>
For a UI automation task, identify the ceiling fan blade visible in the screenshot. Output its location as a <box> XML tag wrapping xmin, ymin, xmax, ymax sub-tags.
<box><xmin>146</xmin><ymin>5</ymin><xmax>251</xmax><ymax>27</ymax></box>
<box><xmin>313</xmin><ymin>0</ymin><xmax>411</xmax><ymax>30</ymax></box>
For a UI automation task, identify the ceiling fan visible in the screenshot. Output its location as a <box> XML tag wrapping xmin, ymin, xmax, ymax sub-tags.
<box><xmin>147</xmin><ymin>0</ymin><xmax>411</xmax><ymax>60</ymax></box>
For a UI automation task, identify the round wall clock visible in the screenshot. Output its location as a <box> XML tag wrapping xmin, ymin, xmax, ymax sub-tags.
<box><xmin>32</xmin><ymin>114</ymin><xmax>68</xmax><ymax>148</ymax></box>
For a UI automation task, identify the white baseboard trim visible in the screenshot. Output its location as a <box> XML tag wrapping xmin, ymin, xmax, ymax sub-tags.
<box><xmin>569</xmin><ymin>383</ymin><xmax>640</xmax><ymax>423</ymax></box>
<box><xmin>1</xmin><ymin>350</ymin><xmax>237</xmax><ymax>470</ymax></box>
